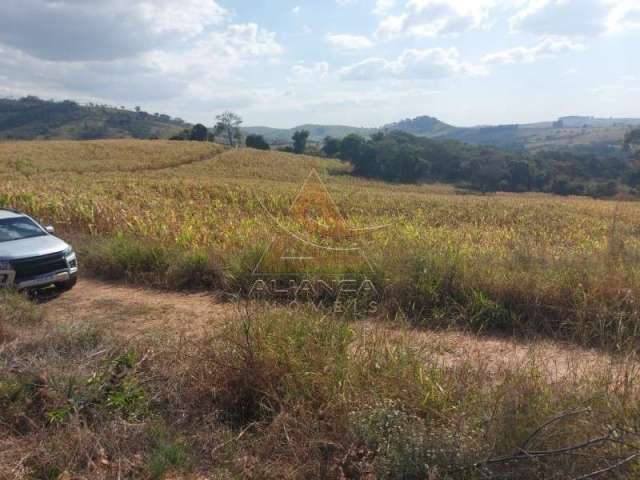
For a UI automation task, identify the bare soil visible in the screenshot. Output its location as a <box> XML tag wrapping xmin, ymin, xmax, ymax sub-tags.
<box><xmin>41</xmin><ymin>279</ymin><xmax>627</xmax><ymax>379</ymax></box>
<box><xmin>43</xmin><ymin>279</ymin><xmax>233</xmax><ymax>340</ymax></box>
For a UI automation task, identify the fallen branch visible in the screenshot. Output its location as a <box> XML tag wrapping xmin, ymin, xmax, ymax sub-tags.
<box><xmin>572</xmin><ymin>453</ymin><xmax>639</xmax><ymax>480</ymax></box>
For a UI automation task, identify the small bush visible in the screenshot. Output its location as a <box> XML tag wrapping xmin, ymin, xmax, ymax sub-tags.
<box><xmin>201</xmin><ymin>309</ymin><xmax>353</xmax><ymax>425</ymax></box>
<box><xmin>147</xmin><ymin>426</ymin><xmax>193</xmax><ymax>480</ymax></box>
<box><xmin>83</xmin><ymin>237</ymin><xmax>171</xmax><ymax>285</ymax></box>
<box><xmin>166</xmin><ymin>250</ymin><xmax>225</xmax><ymax>290</ymax></box>
<box><xmin>351</xmin><ymin>401</ymin><xmax>455</xmax><ymax>479</ymax></box>
<box><xmin>83</xmin><ymin>237</ymin><xmax>224</xmax><ymax>290</ymax></box>
<box><xmin>49</xmin><ymin>324</ymin><xmax>104</xmax><ymax>356</ymax></box>
<box><xmin>0</xmin><ymin>290</ymin><xmax>44</xmax><ymax>324</ymax></box>
<box><xmin>245</xmin><ymin>134</ymin><xmax>270</xmax><ymax>151</ymax></box>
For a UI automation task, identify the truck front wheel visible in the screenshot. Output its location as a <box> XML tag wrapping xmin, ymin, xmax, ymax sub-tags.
<box><xmin>55</xmin><ymin>275</ymin><xmax>77</xmax><ymax>292</ymax></box>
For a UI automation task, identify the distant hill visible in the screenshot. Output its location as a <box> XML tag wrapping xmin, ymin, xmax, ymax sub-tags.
<box><xmin>380</xmin><ymin>117</ymin><xmax>523</xmax><ymax>149</ymax></box>
<box><xmin>242</xmin><ymin>124</ymin><xmax>376</xmax><ymax>144</ymax></box>
<box><xmin>246</xmin><ymin>114</ymin><xmax>640</xmax><ymax>152</ymax></box>
<box><xmin>383</xmin><ymin>116</ymin><xmax>458</xmax><ymax>137</ymax></box>
<box><xmin>3</xmin><ymin>94</ymin><xmax>638</xmax><ymax>152</ymax></box>
<box><xmin>554</xmin><ymin>116</ymin><xmax>640</xmax><ymax>128</ymax></box>
<box><xmin>382</xmin><ymin>116</ymin><xmax>640</xmax><ymax>151</ymax></box>
<box><xmin>0</xmin><ymin>96</ymin><xmax>188</xmax><ymax>140</ymax></box>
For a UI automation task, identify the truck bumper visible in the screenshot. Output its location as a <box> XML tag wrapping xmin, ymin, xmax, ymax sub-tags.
<box><xmin>0</xmin><ymin>268</ymin><xmax>78</xmax><ymax>290</ymax></box>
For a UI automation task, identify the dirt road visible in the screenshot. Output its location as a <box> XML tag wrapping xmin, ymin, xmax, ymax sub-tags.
<box><xmin>43</xmin><ymin>279</ymin><xmax>624</xmax><ymax>379</ymax></box>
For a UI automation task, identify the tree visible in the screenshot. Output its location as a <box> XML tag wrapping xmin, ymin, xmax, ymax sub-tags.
<box><xmin>189</xmin><ymin>124</ymin><xmax>208</xmax><ymax>141</ymax></box>
<box><xmin>370</xmin><ymin>131</ymin><xmax>385</xmax><ymax>142</ymax></box>
<box><xmin>338</xmin><ymin>134</ymin><xmax>381</xmax><ymax>177</ymax></box>
<box><xmin>588</xmin><ymin>181</ymin><xmax>618</xmax><ymax>198</ymax></box>
<box><xmin>508</xmin><ymin>161</ymin><xmax>531</xmax><ymax>192</ymax></box>
<box><xmin>550</xmin><ymin>177</ymin><xmax>571</xmax><ymax>196</ymax></box>
<box><xmin>322</xmin><ymin>136</ymin><xmax>341</xmax><ymax>157</ymax></box>
<box><xmin>339</xmin><ymin>134</ymin><xmax>366</xmax><ymax>164</ymax></box>
<box><xmin>623</xmin><ymin>130</ymin><xmax>640</xmax><ymax>189</ymax></box>
<box><xmin>246</xmin><ymin>134</ymin><xmax>270</xmax><ymax>150</ymax></box>
<box><xmin>215</xmin><ymin>111</ymin><xmax>243</xmax><ymax>147</ymax></box>
<box><xmin>170</xmin><ymin>128</ymin><xmax>190</xmax><ymax>141</ymax></box>
<box><xmin>292</xmin><ymin>130</ymin><xmax>310</xmax><ymax>154</ymax></box>
<box><xmin>465</xmin><ymin>157</ymin><xmax>505</xmax><ymax>193</ymax></box>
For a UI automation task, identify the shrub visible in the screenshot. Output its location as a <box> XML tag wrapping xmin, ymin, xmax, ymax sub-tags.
<box><xmin>189</xmin><ymin>124</ymin><xmax>209</xmax><ymax>142</ymax></box>
<box><xmin>166</xmin><ymin>250</ymin><xmax>226</xmax><ymax>290</ymax></box>
<box><xmin>83</xmin><ymin>237</ymin><xmax>224</xmax><ymax>290</ymax></box>
<box><xmin>0</xmin><ymin>290</ymin><xmax>44</xmax><ymax>325</ymax></box>
<box><xmin>350</xmin><ymin>401</ymin><xmax>455</xmax><ymax>479</ymax></box>
<box><xmin>246</xmin><ymin>134</ymin><xmax>270</xmax><ymax>150</ymax></box>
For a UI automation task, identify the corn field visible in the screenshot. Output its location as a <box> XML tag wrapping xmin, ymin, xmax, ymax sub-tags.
<box><xmin>2</xmin><ymin>140</ymin><xmax>640</xmax><ymax>348</ymax></box>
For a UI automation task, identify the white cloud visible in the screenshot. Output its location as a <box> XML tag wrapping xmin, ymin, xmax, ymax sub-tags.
<box><xmin>0</xmin><ymin>18</ymin><xmax>284</xmax><ymax>108</ymax></box>
<box><xmin>0</xmin><ymin>0</ymin><xmax>229</xmax><ymax>61</ymax></box>
<box><xmin>483</xmin><ymin>37</ymin><xmax>584</xmax><ymax>64</ymax></box>
<box><xmin>605</xmin><ymin>0</ymin><xmax>640</xmax><ymax>32</ymax></box>
<box><xmin>510</xmin><ymin>0</ymin><xmax>608</xmax><ymax>36</ymax></box>
<box><xmin>0</xmin><ymin>43</ymin><xmax>186</xmax><ymax>103</ymax></box>
<box><xmin>0</xmin><ymin>0</ymin><xmax>285</xmax><ymax>113</ymax></box>
<box><xmin>325</xmin><ymin>34</ymin><xmax>374</xmax><ymax>50</ymax></box>
<box><xmin>139</xmin><ymin>0</ymin><xmax>228</xmax><ymax>36</ymax></box>
<box><xmin>375</xmin><ymin>0</ymin><xmax>640</xmax><ymax>39</ymax></box>
<box><xmin>374</xmin><ymin>0</ymin><xmax>397</xmax><ymax>15</ymax></box>
<box><xmin>376</xmin><ymin>14</ymin><xmax>411</xmax><ymax>38</ymax></box>
<box><xmin>289</xmin><ymin>62</ymin><xmax>330</xmax><ymax>82</ymax></box>
<box><xmin>376</xmin><ymin>0</ymin><xmax>502</xmax><ymax>38</ymax></box>
<box><xmin>148</xmin><ymin>23</ymin><xmax>283</xmax><ymax>79</ymax></box>
<box><xmin>511</xmin><ymin>0</ymin><xmax>640</xmax><ymax>37</ymax></box>
<box><xmin>338</xmin><ymin>47</ymin><xmax>486</xmax><ymax>80</ymax></box>
<box><xmin>292</xmin><ymin>6</ymin><xmax>301</xmax><ymax>14</ymax></box>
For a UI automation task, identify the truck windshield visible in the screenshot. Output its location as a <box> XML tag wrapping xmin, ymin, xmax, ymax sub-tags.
<box><xmin>0</xmin><ymin>217</ymin><xmax>46</xmax><ymax>242</ymax></box>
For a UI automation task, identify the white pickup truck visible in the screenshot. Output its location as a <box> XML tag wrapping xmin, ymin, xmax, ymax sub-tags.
<box><xmin>0</xmin><ymin>209</ymin><xmax>77</xmax><ymax>291</ymax></box>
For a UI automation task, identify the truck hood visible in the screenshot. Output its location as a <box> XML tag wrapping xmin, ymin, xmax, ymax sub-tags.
<box><xmin>0</xmin><ymin>235</ymin><xmax>70</xmax><ymax>261</ymax></box>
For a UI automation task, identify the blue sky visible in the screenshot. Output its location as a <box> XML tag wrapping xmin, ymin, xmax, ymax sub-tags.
<box><xmin>0</xmin><ymin>0</ymin><xmax>637</xmax><ymax>127</ymax></box>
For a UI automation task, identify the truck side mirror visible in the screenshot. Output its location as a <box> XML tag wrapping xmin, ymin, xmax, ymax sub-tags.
<box><xmin>45</xmin><ymin>226</ymin><xmax>55</xmax><ymax>234</ymax></box>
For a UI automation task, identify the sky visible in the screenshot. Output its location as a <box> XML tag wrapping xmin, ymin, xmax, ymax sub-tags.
<box><xmin>0</xmin><ymin>0</ymin><xmax>638</xmax><ymax>128</ymax></box>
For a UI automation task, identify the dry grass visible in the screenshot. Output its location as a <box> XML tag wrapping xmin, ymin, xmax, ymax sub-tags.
<box><xmin>0</xmin><ymin>140</ymin><xmax>223</xmax><ymax>175</ymax></box>
<box><xmin>3</xmin><ymin>292</ymin><xmax>639</xmax><ymax>479</ymax></box>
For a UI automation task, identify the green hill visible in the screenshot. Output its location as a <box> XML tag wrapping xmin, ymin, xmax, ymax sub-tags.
<box><xmin>384</xmin><ymin>115</ymin><xmax>458</xmax><ymax>137</ymax></box>
<box><xmin>242</xmin><ymin>124</ymin><xmax>376</xmax><ymax>144</ymax></box>
<box><xmin>247</xmin><ymin>115</ymin><xmax>637</xmax><ymax>152</ymax></box>
<box><xmin>0</xmin><ymin>96</ymin><xmax>188</xmax><ymax>140</ymax></box>
<box><xmin>383</xmin><ymin>116</ymin><xmax>635</xmax><ymax>151</ymax></box>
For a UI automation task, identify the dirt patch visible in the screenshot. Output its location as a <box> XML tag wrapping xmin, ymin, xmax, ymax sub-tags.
<box><xmin>354</xmin><ymin>320</ymin><xmax>630</xmax><ymax>381</ymax></box>
<box><xmin>40</xmin><ymin>279</ymin><xmax>632</xmax><ymax>377</ymax></box>
<box><xmin>44</xmin><ymin>279</ymin><xmax>235</xmax><ymax>340</ymax></box>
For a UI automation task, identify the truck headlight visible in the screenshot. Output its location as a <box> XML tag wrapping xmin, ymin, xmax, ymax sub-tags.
<box><xmin>63</xmin><ymin>247</ymin><xmax>77</xmax><ymax>268</ymax></box>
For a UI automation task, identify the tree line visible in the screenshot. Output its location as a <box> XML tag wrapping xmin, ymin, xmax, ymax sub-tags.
<box><xmin>321</xmin><ymin>130</ymin><xmax>638</xmax><ymax>197</ymax></box>
<box><xmin>172</xmin><ymin>110</ymin><xmax>640</xmax><ymax>198</ymax></box>
<box><xmin>172</xmin><ymin>111</ymin><xmax>312</xmax><ymax>154</ymax></box>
